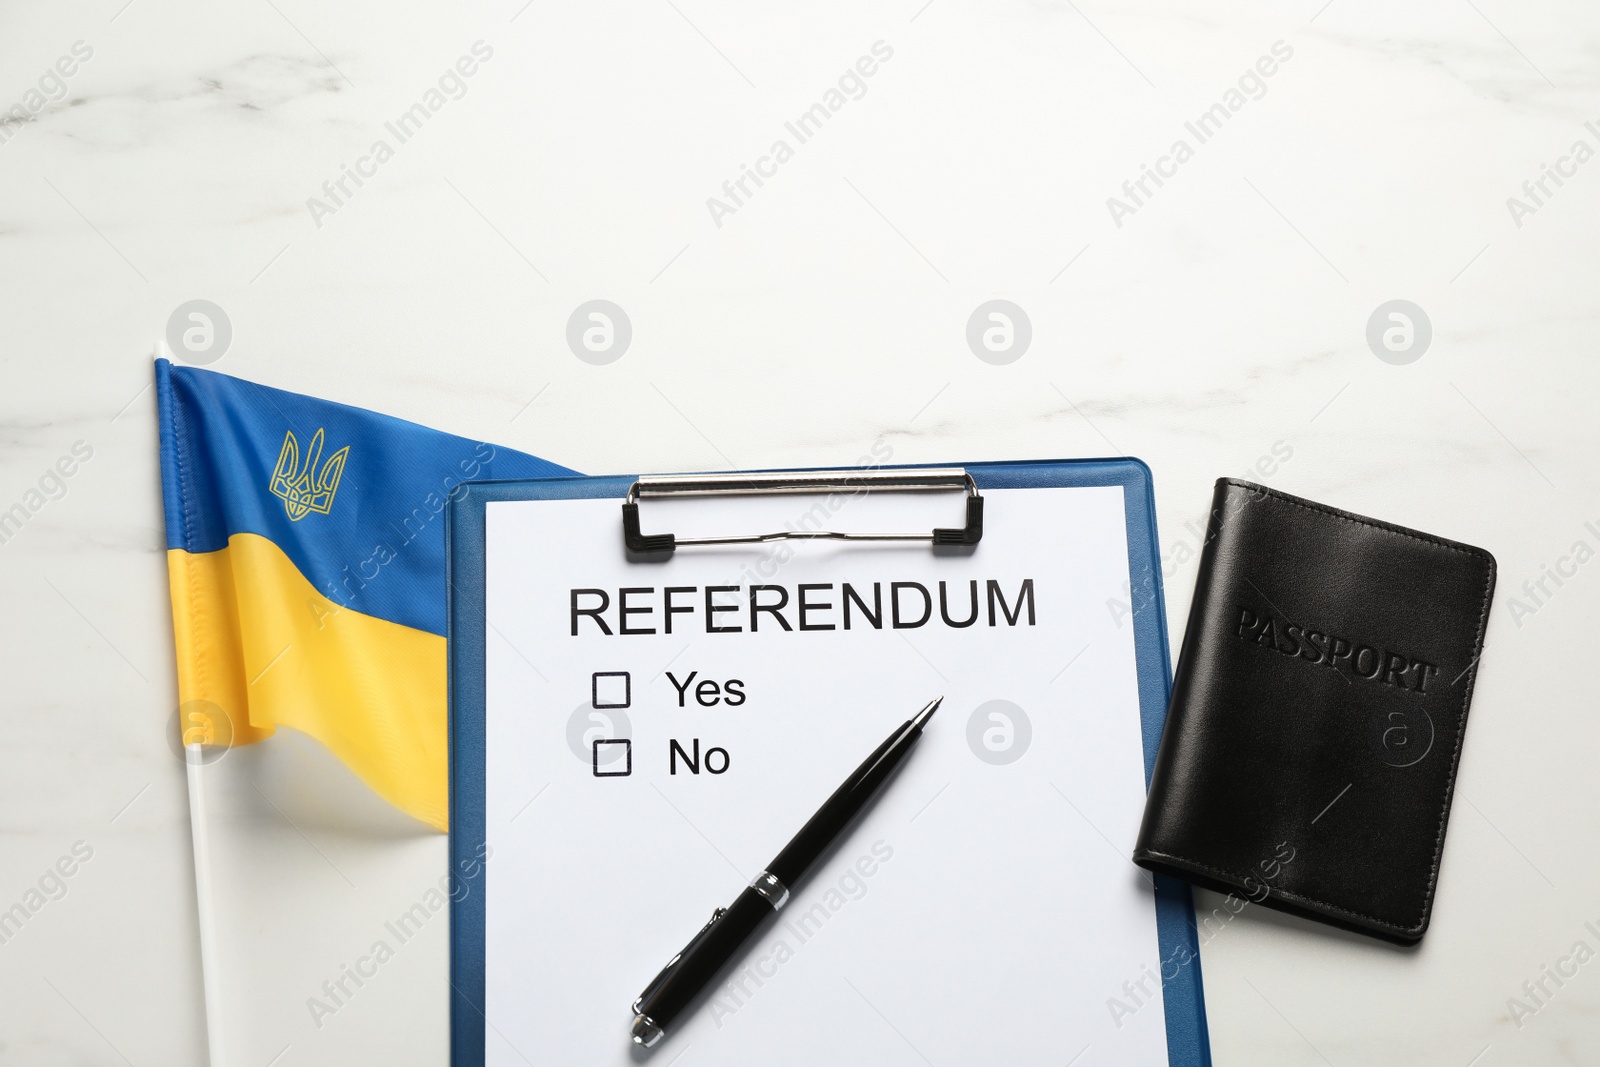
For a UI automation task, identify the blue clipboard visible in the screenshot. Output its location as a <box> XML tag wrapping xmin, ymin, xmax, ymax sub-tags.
<box><xmin>447</xmin><ymin>458</ymin><xmax>1210</xmax><ymax>1066</ymax></box>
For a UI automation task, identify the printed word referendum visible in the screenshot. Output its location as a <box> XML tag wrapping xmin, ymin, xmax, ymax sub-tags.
<box><xmin>571</xmin><ymin>579</ymin><xmax>1036</xmax><ymax>635</ymax></box>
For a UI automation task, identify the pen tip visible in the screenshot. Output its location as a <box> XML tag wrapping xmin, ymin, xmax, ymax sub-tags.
<box><xmin>913</xmin><ymin>696</ymin><xmax>942</xmax><ymax>728</ymax></box>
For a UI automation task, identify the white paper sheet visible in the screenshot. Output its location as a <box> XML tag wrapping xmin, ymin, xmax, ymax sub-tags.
<box><xmin>483</xmin><ymin>485</ymin><xmax>1169</xmax><ymax>1066</ymax></box>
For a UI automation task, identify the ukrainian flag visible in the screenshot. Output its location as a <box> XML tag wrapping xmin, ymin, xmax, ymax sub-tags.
<box><xmin>157</xmin><ymin>359</ymin><xmax>573</xmax><ymax>829</ymax></box>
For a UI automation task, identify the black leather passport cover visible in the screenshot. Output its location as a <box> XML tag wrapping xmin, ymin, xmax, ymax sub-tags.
<box><xmin>1134</xmin><ymin>479</ymin><xmax>1495</xmax><ymax>944</ymax></box>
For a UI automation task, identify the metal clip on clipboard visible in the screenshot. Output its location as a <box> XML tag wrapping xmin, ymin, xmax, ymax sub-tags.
<box><xmin>621</xmin><ymin>468</ymin><xmax>984</xmax><ymax>555</ymax></box>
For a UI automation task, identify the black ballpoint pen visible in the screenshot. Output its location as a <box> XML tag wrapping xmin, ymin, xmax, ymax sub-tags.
<box><xmin>629</xmin><ymin>696</ymin><xmax>942</xmax><ymax>1048</ymax></box>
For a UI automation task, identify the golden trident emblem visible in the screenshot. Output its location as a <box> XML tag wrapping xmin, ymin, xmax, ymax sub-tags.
<box><xmin>268</xmin><ymin>429</ymin><xmax>350</xmax><ymax>521</ymax></box>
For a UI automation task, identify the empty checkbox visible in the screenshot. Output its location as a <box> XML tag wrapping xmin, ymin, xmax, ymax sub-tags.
<box><xmin>592</xmin><ymin>671</ymin><xmax>631</xmax><ymax>709</ymax></box>
<box><xmin>592</xmin><ymin>738</ymin><xmax>632</xmax><ymax>777</ymax></box>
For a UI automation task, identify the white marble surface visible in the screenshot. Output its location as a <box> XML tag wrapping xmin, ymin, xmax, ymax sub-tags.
<box><xmin>2</xmin><ymin>0</ymin><xmax>1598</xmax><ymax>1063</ymax></box>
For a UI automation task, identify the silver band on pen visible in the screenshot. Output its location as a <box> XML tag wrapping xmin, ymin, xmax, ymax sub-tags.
<box><xmin>630</xmin><ymin>1013</ymin><xmax>663</xmax><ymax>1047</ymax></box>
<box><xmin>749</xmin><ymin>871</ymin><xmax>789</xmax><ymax>911</ymax></box>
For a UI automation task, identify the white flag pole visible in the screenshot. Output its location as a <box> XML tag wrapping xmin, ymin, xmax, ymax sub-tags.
<box><xmin>186</xmin><ymin>742</ymin><xmax>226</xmax><ymax>1067</ymax></box>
